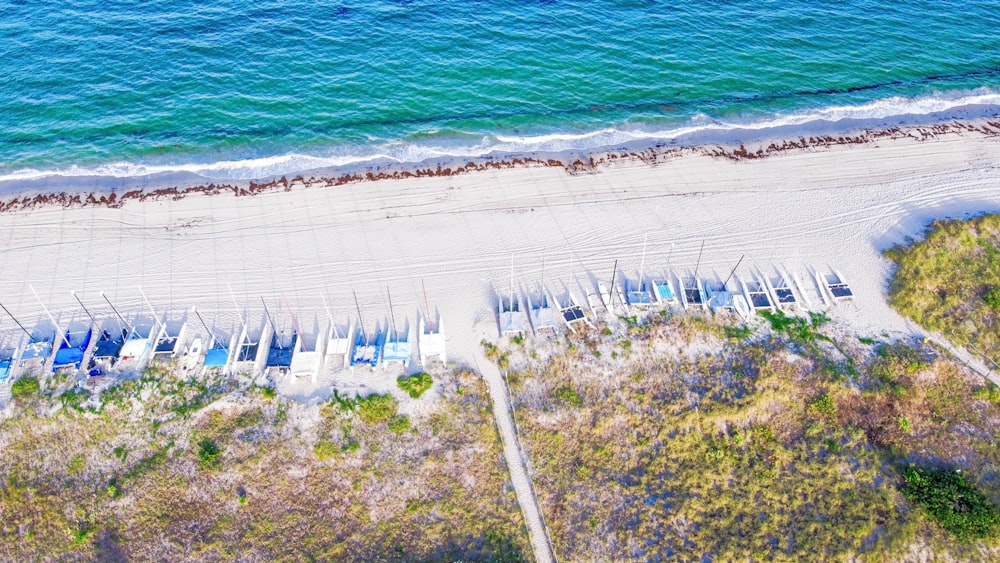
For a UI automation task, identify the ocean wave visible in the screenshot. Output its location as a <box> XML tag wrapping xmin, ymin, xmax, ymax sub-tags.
<box><xmin>2</xmin><ymin>90</ymin><xmax>999</xmax><ymax>185</ymax></box>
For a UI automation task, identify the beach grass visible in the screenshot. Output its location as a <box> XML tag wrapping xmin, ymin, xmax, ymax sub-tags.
<box><xmin>0</xmin><ymin>367</ymin><xmax>528</xmax><ymax>561</ymax></box>
<box><xmin>884</xmin><ymin>213</ymin><xmax>1000</xmax><ymax>365</ymax></box>
<box><xmin>498</xmin><ymin>310</ymin><xmax>1000</xmax><ymax>560</ymax></box>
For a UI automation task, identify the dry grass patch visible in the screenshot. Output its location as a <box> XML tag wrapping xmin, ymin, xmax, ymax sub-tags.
<box><xmin>496</xmin><ymin>311</ymin><xmax>1000</xmax><ymax>560</ymax></box>
<box><xmin>0</xmin><ymin>368</ymin><xmax>528</xmax><ymax>561</ymax></box>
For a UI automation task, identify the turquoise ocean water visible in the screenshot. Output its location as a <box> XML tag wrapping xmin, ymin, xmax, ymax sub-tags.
<box><xmin>2</xmin><ymin>0</ymin><xmax>999</xmax><ymax>183</ymax></box>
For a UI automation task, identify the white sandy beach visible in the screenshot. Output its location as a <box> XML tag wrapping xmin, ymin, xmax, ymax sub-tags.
<box><xmin>0</xmin><ymin>123</ymin><xmax>999</xmax><ymax>381</ymax></box>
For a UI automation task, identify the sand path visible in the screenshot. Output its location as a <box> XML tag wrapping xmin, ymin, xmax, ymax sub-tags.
<box><xmin>472</xmin><ymin>349</ymin><xmax>554</xmax><ymax>562</ymax></box>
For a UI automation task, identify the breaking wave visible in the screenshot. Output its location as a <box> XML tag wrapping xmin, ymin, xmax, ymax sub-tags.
<box><xmin>2</xmin><ymin>89</ymin><xmax>999</xmax><ymax>185</ymax></box>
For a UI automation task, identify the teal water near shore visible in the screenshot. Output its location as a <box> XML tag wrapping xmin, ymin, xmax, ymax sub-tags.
<box><xmin>2</xmin><ymin>1</ymin><xmax>999</xmax><ymax>182</ymax></box>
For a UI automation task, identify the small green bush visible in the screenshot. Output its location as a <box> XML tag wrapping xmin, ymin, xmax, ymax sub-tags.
<box><xmin>723</xmin><ymin>325</ymin><xmax>752</xmax><ymax>340</ymax></box>
<box><xmin>314</xmin><ymin>440</ymin><xmax>338</xmax><ymax>460</ymax></box>
<box><xmin>329</xmin><ymin>389</ymin><xmax>358</xmax><ymax>412</ymax></box>
<box><xmin>807</xmin><ymin>393</ymin><xmax>837</xmax><ymax>419</ymax></box>
<box><xmin>973</xmin><ymin>383</ymin><xmax>1000</xmax><ymax>404</ymax></box>
<box><xmin>760</xmin><ymin>310</ymin><xmax>828</xmax><ymax>345</ymax></box>
<box><xmin>73</xmin><ymin>521</ymin><xmax>94</xmax><ymax>545</ymax></box>
<box><xmin>197</xmin><ymin>438</ymin><xmax>222</xmax><ymax>469</ymax></box>
<box><xmin>985</xmin><ymin>287</ymin><xmax>1000</xmax><ymax>312</ymax></box>
<box><xmin>897</xmin><ymin>416</ymin><xmax>911</xmax><ymax>433</ymax></box>
<box><xmin>485</xmin><ymin>530</ymin><xmax>528</xmax><ymax>563</ymax></box>
<box><xmin>397</xmin><ymin>372</ymin><xmax>433</xmax><ymax>399</ymax></box>
<box><xmin>555</xmin><ymin>386</ymin><xmax>583</xmax><ymax>407</ymax></box>
<box><xmin>902</xmin><ymin>465</ymin><xmax>1000</xmax><ymax>542</ymax></box>
<box><xmin>388</xmin><ymin>415</ymin><xmax>412</xmax><ymax>435</ymax></box>
<box><xmin>11</xmin><ymin>377</ymin><xmax>40</xmax><ymax>398</ymax></box>
<box><xmin>357</xmin><ymin>393</ymin><xmax>398</xmax><ymax>424</ymax></box>
<box><xmin>60</xmin><ymin>387</ymin><xmax>90</xmax><ymax>410</ymax></box>
<box><xmin>68</xmin><ymin>454</ymin><xmax>85</xmax><ymax>474</ymax></box>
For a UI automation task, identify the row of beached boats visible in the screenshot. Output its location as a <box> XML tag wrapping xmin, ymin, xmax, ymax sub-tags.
<box><xmin>0</xmin><ymin>292</ymin><xmax>447</xmax><ymax>386</ymax></box>
<box><xmin>498</xmin><ymin>262</ymin><xmax>854</xmax><ymax>338</ymax></box>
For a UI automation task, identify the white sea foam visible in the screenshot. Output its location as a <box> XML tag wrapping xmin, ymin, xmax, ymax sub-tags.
<box><xmin>1</xmin><ymin>90</ymin><xmax>998</xmax><ymax>185</ymax></box>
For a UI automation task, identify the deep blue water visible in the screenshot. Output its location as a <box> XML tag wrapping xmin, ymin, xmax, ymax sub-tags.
<box><xmin>2</xmin><ymin>0</ymin><xmax>999</xmax><ymax>182</ymax></box>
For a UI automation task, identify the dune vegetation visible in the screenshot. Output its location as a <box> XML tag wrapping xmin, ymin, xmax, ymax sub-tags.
<box><xmin>884</xmin><ymin>213</ymin><xmax>1000</xmax><ymax>364</ymax></box>
<box><xmin>496</xmin><ymin>307</ymin><xmax>1000</xmax><ymax>561</ymax></box>
<box><xmin>0</xmin><ymin>366</ymin><xmax>528</xmax><ymax>561</ymax></box>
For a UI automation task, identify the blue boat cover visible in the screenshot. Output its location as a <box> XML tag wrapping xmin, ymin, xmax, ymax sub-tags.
<box><xmin>266</xmin><ymin>334</ymin><xmax>295</xmax><ymax>367</ymax></box>
<box><xmin>53</xmin><ymin>348</ymin><xmax>84</xmax><ymax>368</ymax></box>
<box><xmin>53</xmin><ymin>329</ymin><xmax>92</xmax><ymax>371</ymax></box>
<box><xmin>204</xmin><ymin>346</ymin><xmax>229</xmax><ymax>367</ymax></box>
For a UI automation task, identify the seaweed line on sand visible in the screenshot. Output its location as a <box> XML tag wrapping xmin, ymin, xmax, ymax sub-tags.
<box><xmin>2</xmin><ymin>119</ymin><xmax>1000</xmax><ymax>215</ymax></box>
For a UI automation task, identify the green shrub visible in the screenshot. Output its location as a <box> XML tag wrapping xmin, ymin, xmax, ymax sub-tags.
<box><xmin>973</xmin><ymin>383</ymin><xmax>1000</xmax><ymax>404</ymax></box>
<box><xmin>106</xmin><ymin>479</ymin><xmax>121</xmax><ymax>498</ymax></box>
<box><xmin>357</xmin><ymin>393</ymin><xmax>398</xmax><ymax>424</ymax></box>
<box><xmin>72</xmin><ymin>521</ymin><xmax>94</xmax><ymax>545</ymax></box>
<box><xmin>329</xmin><ymin>389</ymin><xmax>358</xmax><ymax>412</ymax></box>
<box><xmin>760</xmin><ymin>310</ymin><xmax>828</xmax><ymax>345</ymax></box>
<box><xmin>197</xmin><ymin>438</ymin><xmax>222</xmax><ymax>469</ymax></box>
<box><xmin>897</xmin><ymin>416</ymin><xmax>911</xmax><ymax>433</ymax></box>
<box><xmin>397</xmin><ymin>372</ymin><xmax>433</xmax><ymax>399</ymax></box>
<box><xmin>555</xmin><ymin>386</ymin><xmax>583</xmax><ymax>407</ymax></box>
<box><xmin>985</xmin><ymin>287</ymin><xmax>1000</xmax><ymax>312</ymax></box>
<box><xmin>869</xmin><ymin>342</ymin><xmax>928</xmax><ymax>390</ymax></box>
<box><xmin>808</xmin><ymin>393</ymin><xmax>836</xmax><ymax>418</ymax></box>
<box><xmin>68</xmin><ymin>454</ymin><xmax>85</xmax><ymax>474</ymax></box>
<box><xmin>256</xmin><ymin>385</ymin><xmax>277</xmax><ymax>399</ymax></box>
<box><xmin>485</xmin><ymin>530</ymin><xmax>528</xmax><ymax>563</ymax></box>
<box><xmin>388</xmin><ymin>415</ymin><xmax>412</xmax><ymax>435</ymax></box>
<box><xmin>902</xmin><ymin>465</ymin><xmax>1000</xmax><ymax>542</ymax></box>
<box><xmin>723</xmin><ymin>325</ymin><xmax>753</xmax><ymax>340</ymax></box>
<box><xmin>59</xmin><ymin>387</ymin><xmax>90</xmax><ymax>410</ymax></box>
<box><xmin>313</xmin><ymin>440</ymin><xmax>338</xmax><ymax>460</ymax></box>
<box><xmin>11</xmin><ymin>377</ymin><xmax>40</xmax><ymax>398</ymax></box>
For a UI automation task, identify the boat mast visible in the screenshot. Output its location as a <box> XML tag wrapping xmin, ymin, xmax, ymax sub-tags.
<box><xmin>353</xmin><ymin>291</ymin><xmax>367</xmax><ymax>345</ymax></box>
<box><xmin>260</xmin><ymin>297</ymin><xmax>283</xmax><ymax>350</ymax></box>
<box><xmin>722</xmin><ymin>254</ymin><xmax>746</xmax><ymax>288</ymax></box>
<box><xmin>638</xmin><ymin>232</ymin><xmax>648</xmax><ymax>293</ymax></box>
<box><xmin>228</xmin><ymin>284</ymin><xmax>250</xmax><ymax>338</ymax></box>
<box><xmin>609</xmin><ymin>259</ymin><xmax>619</xmax><ymax>307</ymax></box>
<box><xmin>320</xmin><ymin>292</ymin><xmax>342</xmax><ymax>339</ymax></box>
<box><xmin>30</xmin><ymin>284</ymin><xmax>70</xmax><ymax>347</ymax></box>
<box><xmin>540</xmin><ymin>255</ymin><xmax>546</xmax><ymax>305</ymax></box>
<box><xmin>192</xmin><ymin>306</ymin><xmax>222</xmax><ymax>347</ymax></box>
<box><xmin>692</xmin><ymin>240</ymin><xmax>705</xmax><ymax>281</ymax></box>
<box><xmin>509</xmin><ymin>255</ymin><xmax>515</xmax><ymax>312</ymax></box>
<box><xmin>138</xmin><ymin>287</ymin><xmax>164</xmax><ymax>336</ymax></box>
<box><xmin>71</xmin><ymin>291</ymin><xmax>97</xmax><ymax>325</ymax></box>
<box><xmin>282</xmin><ymin>297</ymin><xmax>306</xmax><ymax>352</ymax></box>
<box><xmin>101</xmin><ymin>291</ymin><xmax>133</xmax><ymax>335</ymax></box>
<box><xmin>421</xmin><ymin>279</ymin><xmax>433</xmax><ymax>332</ymax></box>
<box><xmin>386</xmin><ymin>286</ymin><xmax>398</xmax><ymax>341</ymax></box>
<box><xmin>0</xmin><ymin>299</ymin><xmax>33</xmax><ymax>340</ymax></box>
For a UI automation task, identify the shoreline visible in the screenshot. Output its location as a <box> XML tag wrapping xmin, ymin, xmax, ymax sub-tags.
<box><xmin>2</xmin><ymin>114</ymin><xmax>999</xmax><ymax>214</ymax></box>
<box><xmin>0</xmin><ymin>116</ymin><xmax>999</xmax><ymax>383</ymax></box>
